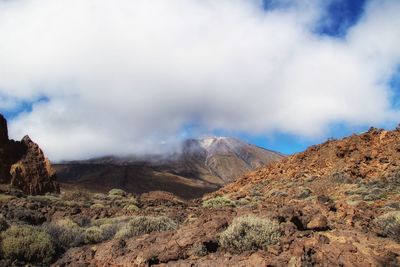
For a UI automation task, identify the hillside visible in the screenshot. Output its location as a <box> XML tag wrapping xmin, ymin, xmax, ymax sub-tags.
<box><xmin>218</xmin><ymin>127</ymin><xmax>400</xmax><ymax>198</ymax></box>
<box><xmin>55</xmin><ymin>127</ymin><xmax>400</xmax><ymax>266</ymax></box>
<box><xmin>1</xmin><ymin>127</ymin><xmax>400</xmax><ymax>266</ymax></box>
<box><xmin>54</xmin><ymin>137</ymin><xmax>283</xmax><ymax>199</ymax></box>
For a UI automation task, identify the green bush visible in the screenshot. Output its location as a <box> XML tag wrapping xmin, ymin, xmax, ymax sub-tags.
<box><xmin>84</xmin><ymin>226</ymin><xmax>105</xmax><ymax>244</ymax></box>
<box><xmin>374</xmin><ymin>211</ymin><xmax>400</xmax><ymax>242</ymax></box>
<box><xmin>44</xmin><ymin>218</ymin><xmax>84</xmax><ymax>251</ymax></box>
<box><xmin>0</xmin><ymin>194</ymin><xmax>15</xmax><ymax>204</ymax></box>
<box><xmin>115</xmin><ymin>216</ymin><xmax>177</xmax><ymax>239</ymax></box>
<box><xmin>1</xmin><ymin>225</ymin><xmax>55</xmax><ymax>264</ymax></box>
<box><xmin>113</xmin><ymin>196</ymin><xmax>139</xmax><ymax>209</ymax></box>
<box><xmin>83</xmin><ymin>223</ymin><xmax>119</xmax><ymax>244</ymax></box>
<box><xmin>90</xmin><ymin>216</ymin><xmax>130</xmax><ymax>227</ymax></box>
<box><xmin>219</xmin><ymin>215</ymin><xmax>281</xmax><ymax>253</ymax></box>
<box><xmin>90</xmin><ymin>203</ymin><xmax>105</xmax><ymax>210</ymax></box>
<box><xmin>27</xmin><ymin>194</ymin><xmax>60</xmax><ymax>205</ymax></box>
<box><xmin>93</xmin><ymin>193</ymin><xmax>109</xmax><ymax>200</ymax></box>
<box><xmin>236</xmin><ymin>198</ymin><xmax>250</xmax><ymax>206</ymax></box>
<box><xmin>108</xmin><ymin>189</ymin><xmax>127</xmax><ymax>197</ymax></box>
<box><xmin>202</xmin><ymin>196</ymin><xmax>235</xmax><ymax>209</ymax></box>
<box><xmin>123</xmin><ymin>204</ymin><xmax>140</xmax><ymax>212</ymax></box>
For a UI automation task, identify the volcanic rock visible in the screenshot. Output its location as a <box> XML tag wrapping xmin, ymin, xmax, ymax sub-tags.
<box><xmin>0</xmin><ymin>114</ymin><xmax>59</xmax><ymax>195</ymax></box>
<box><xmin>307</xmin><ymin>215</ymin><xmax>328</xmax><ymax>231</ymax></box>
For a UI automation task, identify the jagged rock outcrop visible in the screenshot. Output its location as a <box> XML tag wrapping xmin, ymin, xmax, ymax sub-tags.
<box><xmin>0</xmin><ymin>114</ymin><xmax>59</xmax><ymax>195</ymax></box>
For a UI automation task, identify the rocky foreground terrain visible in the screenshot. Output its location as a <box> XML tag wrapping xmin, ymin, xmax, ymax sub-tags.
<box><xmin>55</xmin><ymin>137</ymin><xmax>283</xmax><ymax>199</ymax></box>
<box><xmin>0</xmin><ymin>124</ymin><xmax>400</xmax><ymax>266</ymax></box>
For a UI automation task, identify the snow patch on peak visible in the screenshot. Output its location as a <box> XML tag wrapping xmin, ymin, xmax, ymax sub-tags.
<box><xmin>199</xmin><ymin>137</ymin><xmax>229</xmax><ymax>149</ymax></box>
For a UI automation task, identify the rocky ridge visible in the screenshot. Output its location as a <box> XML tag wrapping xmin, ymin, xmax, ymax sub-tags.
<box><xmin>217</xmin><ymin>126</ymin><xmax>400</xmax><ymax>198</ymax></box>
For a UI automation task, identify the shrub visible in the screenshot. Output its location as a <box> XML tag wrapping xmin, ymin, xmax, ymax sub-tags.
<box><xmin>27</xmin><ymin>194</ymin><xmax>60</xmax><ymax>205</ymax></box>
<box><xmin>0</xmin><ymin>194</ymin><xmax>15</xmax><ymax>204</ymax></box>
<box><xmin>374</xmin><ymin>212</ymin><xmax>400</xmax><ymax>242</ymax></box>
<box><xmin>90</xmin><ymin>203</ymin><xmax>105</xmax><ymax>210</ymax></box>
<box><xmin>1</xmin><ymin>225</ymin><xmax>55</xmax><ymax>264</ymax></box>
<box><xmin>93</xmin><ymin>193</ymin><xmax>109</xmax><ymax>200</ymax></box>
<box><xmin>202</xmin><ymin>196</ymin><xmax>235</xmax><ymax>209</ymax></box>
<box><xmin>191</xmin><ymin>243</ymin><xmax>208</xmax><ymax>257</ymax></box>
<box><xmin>91</xmin><ymin>216</ymin><xmax>130</xmax><ymax>227</ymax></box>
<box><xmin>113</xmin><ymin>196</ymin><xmax>139</xmax><ymax>209</ymax></box>
<box><xmin>0</xmin><ymin>214</ymin><xmax>9</xmax><ymax>231</ymax></box>
<box><xmin>236</xmin><ymin>198</ymin><xmax>250</xmax><ymax>206</ymax></box>
<box><xmin>114</xmin><ymin>224</ymin><xmax>132</xmax><ymax>239</ymax></box>
<box><xmin>219</xmin><ymin>215</ymin><xmax>281</xmax><ymax>253</ymax></box>
<box><xmin>83</xmin><ymin>224</ymin><xmax>119</xmax><ymax>244</ymax></box>
<box><xmin>108</xmin><ymin>189</ymin><xmax>127</xmax><ymax>197</ymax></box>
<box><xmin>56</xmin><ymin>218</ymin><xmax>79</xmax><ymax>228</ymax></box>
<box><xmin>123</xmin><ymin>204</ymin><xmax>140</xmax><ymax>212</ymax></box>
<box><xmin>99</xmin><ymin>223</ymin><xmax>118</xmax><ymax>240</ymax></box>
<box><xmin>84</xmin><ymin>226</ymin><xmax>105</xmax><ymax>244</ymax></box>
<box><xmin>115</xmin><ymin>216</ymin><xmax>177</xmax><ymax>239</ymax></box>
<box><xmin>44</xmin><ymin>218</ymin><xmax>84</xmax><ymax>251</ymax></box>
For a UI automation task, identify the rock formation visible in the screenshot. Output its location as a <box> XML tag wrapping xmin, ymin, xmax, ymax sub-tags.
<box><xmin>0</xmin><ymin>114</ymin><xmax>59</xmax><ymax>195</ymax></box>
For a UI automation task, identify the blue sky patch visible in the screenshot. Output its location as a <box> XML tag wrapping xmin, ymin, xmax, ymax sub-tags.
<box><xmin>0</xmin><ymin>96</ymin><xmax>49</xmax><ymax>120</ymax></box>
<box><xmin>316</xmin><ymin>0</ymin><xmax>367</xmax><ymax>37</ymax></box>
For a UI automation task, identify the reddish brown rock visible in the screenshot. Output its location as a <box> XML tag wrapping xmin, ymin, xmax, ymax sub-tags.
<box><xmin>307</xmin><ymin>215</ymin><xmax>328</xmax><ymax>231</ymax></box>
<box><xmin>0</xmin><ymin>114</ymin><xmax>59</xmax><ymax>195</ymax></box>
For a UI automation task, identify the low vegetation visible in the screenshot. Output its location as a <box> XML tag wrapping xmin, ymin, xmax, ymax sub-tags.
<box><xmin>0</xmin><ymin>194</ymin><xmax>14</xmax><ymax>204</ymax></box>
<box><xmin>0</xmin><ymin>225</ymin><xmax>55</xmax><ymax>264</ymax></box>
<box><xmin>90</xmin><ymin>203</ymin><xmax>105</xmax><ymax>209</ymax></box>
<box><xmin>202</xmin><ymin>196</ymin><xmax>235</xmax><ymax>208</ymax></box>
<box><xmin>115</xmin><ymin>216</ymin><xmax>177</xmax><ymax>239</ymax></box>
<box><xmin>83</xmin><ymin>224</ymin><xmax>117</xmax><ymax>244</ymax></box>
<box><xmin>44</xmin><ymin>218</ymin><xmax>84</xmax><ymax>251</ymax></box>
<box><xmin>108</xmin><ymin>188</ymin><xmax>128</xmax><ymax>197</ymax></box>
<box><xmin>374</xmin><ymin>211</ymin><xmax>400</xmax><ymax>242</ymax></box>
<box><xmin>219</xmin><ymin>215</ymin><xmax>281</xmax><ymax>253</ymax></box>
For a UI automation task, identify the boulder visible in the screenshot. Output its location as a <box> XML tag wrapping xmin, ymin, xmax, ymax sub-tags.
<box><xmin>307</xmin><ymin>215</ymin><xmax>329</xmax><ymax>231</ymax></box>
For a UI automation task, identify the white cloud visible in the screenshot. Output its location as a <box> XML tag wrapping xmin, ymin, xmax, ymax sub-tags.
<box><xmin>0</xmin><ymin>0</ymin><xmax>399</xmax><ymax>160</ymax></box>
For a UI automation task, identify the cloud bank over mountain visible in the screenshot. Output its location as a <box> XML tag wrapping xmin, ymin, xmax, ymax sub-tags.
<box><xmin>0</xmin><ymin>0</ymin><xmax>399</xmax><ymax>160</ymax></box>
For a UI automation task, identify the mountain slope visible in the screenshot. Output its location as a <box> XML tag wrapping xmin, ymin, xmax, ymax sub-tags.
<box><xmin>54</xmin><ymin>137</ymin><xmax>283</xmax><ymax>198</ymax></box>
<box><xmin>53</xmin><ymin>127</ymin><xmax>400</xmax><ymax>266</ymax></box>
<box><xmin>216</xmin><ymin>127</ymin><xmax>400</xmax><ymax>198</ymax></box>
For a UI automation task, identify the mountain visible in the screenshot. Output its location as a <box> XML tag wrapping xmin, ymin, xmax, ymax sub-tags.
<box><xmin>2</xmin><ymin>126</ymin><xmax>400</xmax><ymax>266</ymax></box>
<box><xmin>54</xmin><ymin>127</ymin><xmax>400</xmax><ymax>266</ymax></box>
<box><xmin>54</xmin><ymin>137</ymin><xmax>283</xmax><ymax>199</ymax></box>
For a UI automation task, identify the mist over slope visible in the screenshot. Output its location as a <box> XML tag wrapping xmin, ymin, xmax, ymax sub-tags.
<box><xmin>54</xmin><ymin>137</ymin><xmax>283</xmax><ymax>199</ymax></box>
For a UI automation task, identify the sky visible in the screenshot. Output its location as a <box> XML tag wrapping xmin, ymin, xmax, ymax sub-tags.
<box><xmin>0</xmin><ymin>0</ymin><xmax>399</xmax><ymax>160</ymax></box>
